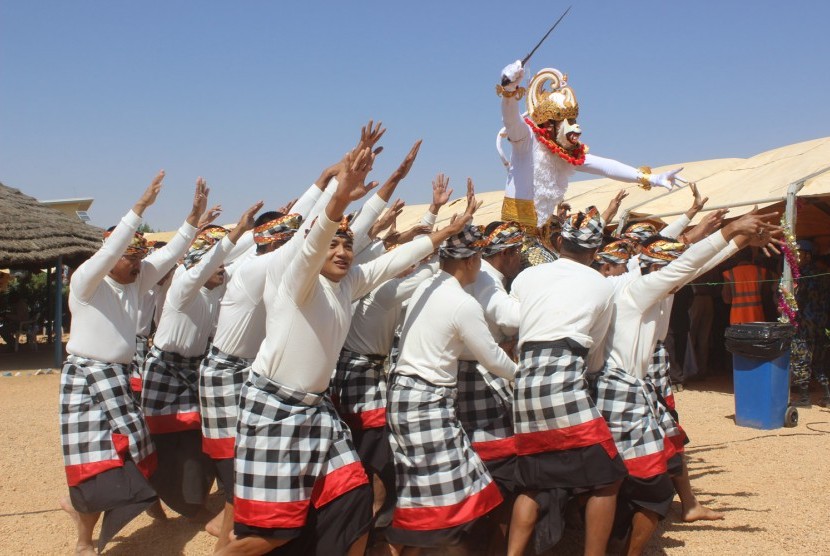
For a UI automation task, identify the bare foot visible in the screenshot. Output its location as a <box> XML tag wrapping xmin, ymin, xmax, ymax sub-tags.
<box><xmin>205</xmin><ymin>510</ymin><xmax>223</xmax><ymax>537</ymax></box>
<box><xmin>59</xmin><ymin>496</ymin><xmax>80</xmax><ymax>526</ymax></box>
<box><xmin>682</xmin><ymin>503</ymin><xmax>725</xmax><ymax>522</ymax></box>
<box><xmin>146</xmin><ymin>500</ymin><xmax>167</xmax><ymax>520</ymax></box>
<box><xmin>74</xmin><ymin>544</ymin><xmax>97</xmax><ymax>556</ymax></box>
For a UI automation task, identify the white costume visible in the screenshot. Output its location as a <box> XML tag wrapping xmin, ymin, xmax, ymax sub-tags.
<box><xmin>498</xmin><ymin>62</ymin><xmax>683</xmax><ymax>232</ymax></box>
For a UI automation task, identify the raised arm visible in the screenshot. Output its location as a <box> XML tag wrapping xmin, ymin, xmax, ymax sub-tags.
<box><xmin>499</xmin><ymin>60</ymin><xmax>531</xmax><ymax>145</ymax></box>
<box><xmin>71</xmin><ymin>171</ymin><xmax>164</xmax><ymax>302</ymax></box>
<box><xmin>283</xmin><ymin>147</ymin><xmax>376</xmax><ymax>305</ymax></box>
<box><xmin>352</xmin><ymin>140</ymin><xmax>422</xmax><ymax>254</ymax></box>
<box><xmin>139</xmin><ymin>177</ymin><xmax>208</xmax><ymax>290</ymax></box>
<box><xmin>349</xmin><ymin>178</ymin><xmax>480</xmax><ymax>299</ymax></box>
<box><xmin>630</xmin><ymin>211</ymin><xmax>782</xmax><ymax>311</ymax></box>
<box><xmin>580</xmin><ymin>154</ymin><xmax>683</xmax><ymax>192</ymax></box>
<box><xmin>601</xmin><ymin>190</ymin><xmax>629</xmax><ymax>225</ymax></box>
<box><xmin>166</xmin><ymin>201</ymin><xmax>262</xmax><ymax>309</ymax></box>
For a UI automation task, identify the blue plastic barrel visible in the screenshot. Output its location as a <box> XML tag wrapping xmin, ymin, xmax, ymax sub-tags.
<box><xmin>732</xmin><ymin>351</ymin><xmax>790</xmax><ymax>429</ymax></box>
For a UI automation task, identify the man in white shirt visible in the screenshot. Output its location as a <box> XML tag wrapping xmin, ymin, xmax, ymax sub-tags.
<box><xmin>221</xmin><ymin>146</ymin><xmax>472</xmax><ymax>556</ymax></box>
<box><xmin>199</xmin><ymin>209</ymin><xmax>304</xmax><ymax>549</ymax></box>
<box><xmin>59</xmin><ymin>172</ymin><xmax>204</xmax><ymax>555</ymax></box>
<box><xmin>596</xmin><ymin>211</ymin><xmax>780</xmax><ymax>554</ymax></box>
<box><xmin>456</xmin><ymin>222</ymin><xmax>523</xmax><ymax>498</ymax></box>
<box><xmin>509</xmin><ymin>207</ymin><xmax>628</xmax><ymax>556</ymax></box>
<box><xmin>386</xmin><ymin>220</ymin><xmax>518</xmax><ymax>552</ymax></box>
<box><xmin>141</xmin><ymin>201</ymin><xmax>261</xmax><ymax>519</ymax></box>
<box><xmin>129</xmin><ymin>240</ymin><xmax>169</xmax><ymax>400</ymax></box>
<box><xmin>330</xmin><ymin>179</ymin><xmax>450</xmax><ymax>525</ymax></box>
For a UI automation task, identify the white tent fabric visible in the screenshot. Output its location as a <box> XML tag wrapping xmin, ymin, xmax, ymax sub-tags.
<box><xmin>393</xmin><ymin>137</ymin><xmax>830</xmax><ymax>237</ymax></box>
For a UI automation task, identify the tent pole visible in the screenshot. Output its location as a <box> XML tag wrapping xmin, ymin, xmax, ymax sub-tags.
<box><xmin>54</xmin><ymin>257</ymin><xmax>63</xmax><ymax>368</ymax></box>
<box><xmin>46</xmin><ymin>267</ymin><xmax>53</xmax><ymax>342</ymax></box>
<box><xmin>626</xmin><ymin>196</ymin><xmax>785</xmax><ymax>223</ymax></box>
<box><xmin>782</xmin><ymin>181</ymin><xmax>806</xmax><ymax>291</ymax></box>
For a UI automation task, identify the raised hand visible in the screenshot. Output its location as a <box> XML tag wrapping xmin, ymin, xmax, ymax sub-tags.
<box><xmin>501</xmin><ymin>60</ymin><xmax>525</xmax><ymax>91</ymax></box>
<box><xmin>723</xmin><ymin>207</ymin><xmax>784</xmax><ymax>246</ymax></box>
<box><xmin>229</xmin><ymin>201</ymin><xmax>265</xmax><ymax>243</ymax></box>
<box><xmin>277</xmin><ymin>198</ymin><xmax>298</xmax><ymax>215</ymax></box>
<box><xmin>133</xmin><ymin>169</ymin><xmax>165</xmax><ymax>217</ymax></box>
<box><xmin>356</xmin><ymin>120</ymin><xmax>386</xmax><ymax>154</ymax></box>
<box><xmin>464</xmin><ymin>177</ymin><xmax>483</xmax><ymax>217</ymax></box>
<box><xmin>430</xmin><ymin>173</ymin><xmax>453</xmax><ymax>214</ymax></box>
<box><xmin>684</xmin><ymin>182</ymin><xmax>709</xmax><ymax>219</ymax></box>
<box><xmin>369</xmin><ymin>199</ymin><xmax>405</xmax><ymax>239</ymax></box>
<box><xmin>198</xmin><ymin>205</ymin><xmax>223</xmax><ymax>228</ymax></box>
<box><xmin>602</xmin><ymin>190</ymin><xmax>629</xmax><ymax>223</ymax></box>
<box><xmin>377</xmin><ymin>140</ymin><xmax>422</xmax><ymax>201</ymax></box>
<box><xmin>186</xmin><ymin>177</ymin><xmax>210</xmax><ymax>227</ymax></box>
<box><xmin>683</xmin><ymin>208</ymin><xmax>728</xmax><ymax>245</ymax></box>
<box><xmin>330</xmin><ymin>146</ymin><xmax>378</xmax><ymax>217</ymax></box>
<box><xmin>556</xmin><ymin>202</ymin><xmax>572</xmax><ymax>221</ymax></box>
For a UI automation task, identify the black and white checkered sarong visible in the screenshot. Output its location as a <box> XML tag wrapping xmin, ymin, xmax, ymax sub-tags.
<box><xmin>514</xmin><ymin>340</ymin><xmax>613</xmax><ymax>455</ymax></box>
<box><xmin>646</xmin><ymin>341</ymin><xmax>686</xmax><ymax>452</ymax></box>
<box><xmin>386</xmin><ymin>374</ymin><xmax>502</xmax><ymax>536</ymax></box>
<box><xmin>60</xmin><ymin>355</ymin><xmax>156</xmax><ymax>486</ymax></box>
<box><xmin>234</xmin><ymin>371</ymin><xmax>368</xmax><ymax>532</ymax></box>
<box><xmin>129</xmin><ymin>335</ymin><xmax>150</xmax><ymax>398</ymax></box>
<box><xmin>141</xmin><ymin>346</ymin><xmax>203</xmax><ymax>434</ymax></box>
<box><xmin>331</xmin><ymin>349</ymin><xmax>387</xmax><ymax>430</ymax></box>
<box><xmin>199</xmin><ymin>344</ymin><xmax>252</xmax><ymax>460</ymax></box>
<box><xmin>594</xmin><ymin>366</ymin><xmax>667</xmax><ymax>479</ymax></box>
<box><xmin>456</xmin><ymin>360</ymin><xmax>514</xmax><ymax>460</ymax></box>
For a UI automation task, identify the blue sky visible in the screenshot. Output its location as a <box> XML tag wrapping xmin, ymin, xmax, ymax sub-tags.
<box><xmin>2</xmin><ymin>1</ymin><xmax>828</xmax><ymax>229</ymax></box>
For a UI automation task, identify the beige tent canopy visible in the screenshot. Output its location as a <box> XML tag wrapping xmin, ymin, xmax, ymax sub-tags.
<box><xmin>393</xmin><ymin>137</ymin><xmax>830</xmax><ymax>240</ymax></box>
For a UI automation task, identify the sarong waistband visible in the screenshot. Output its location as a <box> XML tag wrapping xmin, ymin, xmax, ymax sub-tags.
<box><xmin>207</xmin><ymin>344</ymin><xmax>253</xmax><ymax>368</ymax></box>
<box><xmin>341</xmin><ymin>348</ymin><xmax>387</xmax><ymax>364</ymax></box>
<box><xmin>521</xmin><ymin>338</ymin><xmax>589</xmax><ymax>358</ymax></box>
<box><xmin>148</xmin><ymin>345</ymin><xmax>203</xmax><ymax>368</ymax></box>
<box><xmin>66</xmin><ymin>354</ymin><xmax>126</xmax><ymax>370</ymax></box>
<box><xmin>390</xmin><ymin>372</ymin><xmax>457</xmax><ymax>397</ymax></box>
<box><xmin>248</xmin><ymin>371</ymin><xmax>324</xmax><ymax>407</ymax></box>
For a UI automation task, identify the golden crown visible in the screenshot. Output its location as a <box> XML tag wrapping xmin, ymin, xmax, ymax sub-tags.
<box><xmin>527</xmin><ymin>68</ymin><xmax>579</xmax><ymax>125</ymax></box>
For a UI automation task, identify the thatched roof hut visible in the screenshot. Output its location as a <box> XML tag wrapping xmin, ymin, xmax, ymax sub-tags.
<box><xmin>0</xmin><ymin>182</ymin><xmax>103</xmax><ymax>269</ymax></box>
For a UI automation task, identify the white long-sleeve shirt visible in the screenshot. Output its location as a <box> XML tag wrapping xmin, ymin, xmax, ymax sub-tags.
<box><xmin>394</xmin><ymin>271</ymin><xmax>517</xmax><ymax>386</ymax></box>
<box><xmin>224</xmin><ymin>182</ymin><xmax>325</xmax><ymax>277</ymax></box>
<box><xmin>67</xmin><ymin>210</ymin><xmax>196</xmax><ymax>364</ymax></box>
<box><xmin>211</xmin><ymin>182</ymin><xmax>331</xmax><ymax>359</ymax></box>
<box><xmin>152</xmin><ymin>236</ymin><xmax>236</xmax><ymax>357</ymax></box>
<box><xmin>604</xmin><ymin>232</ymin><xmax>730</xmax><ymax>379</ymax></box>
<box><xmin>252</xmin><ymin>215</ymin><xmax>434</xmax><ymax>393</ymax></box>
<box><xmin>459</xmin><ymin>260</ymin><xmax>519</xmax><ymax>360</ymax></box>
<box><xmin>344</xmin><ymin>261</ymin><xmax>437</xmax><ymax>356</ymax></box>
<box><xmin>654</xmin><ymin>238</ymin><xmax>740</xmax><ymax>342</ymax></box>
<box><xmin>511</xmin><ymin>257</ymin><xmax>614</xmax><ymax>373</ymax></box>
<box><xmin>136</xmin><ymin>285</ymin><xmax>159</xmax><ymax>337</ymax></box>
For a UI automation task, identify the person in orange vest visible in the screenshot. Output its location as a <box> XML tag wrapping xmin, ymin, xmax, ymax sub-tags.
<box><xmin>721</xmin><ymin>250</ymin><xmax>773</xmax><ymax>324</ymax></box>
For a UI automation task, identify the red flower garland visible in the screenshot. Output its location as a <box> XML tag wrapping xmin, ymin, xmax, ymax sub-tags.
<box><xmin>525</xmin><ymin>117</ymin><xmax>587</xmax><ymax>166</ymax></box>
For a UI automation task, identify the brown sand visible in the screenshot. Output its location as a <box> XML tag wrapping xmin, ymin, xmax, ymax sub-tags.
<box><xmin>1</xmin><ymin>373</ymin><xmax>828</xmax><ymax>555</ymax></box>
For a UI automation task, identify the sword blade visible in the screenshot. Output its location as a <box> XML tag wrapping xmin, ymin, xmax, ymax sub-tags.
<box><xmin>521</xmin><ymin>5</ymin><xmax>572</xmax><ymax>66</ymax></box>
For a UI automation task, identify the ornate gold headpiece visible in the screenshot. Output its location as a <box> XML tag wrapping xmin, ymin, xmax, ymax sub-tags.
<box><xmin>527</xmin><ymin>68</ymin><xmax>579</xmax><ymax>125</ymax></box>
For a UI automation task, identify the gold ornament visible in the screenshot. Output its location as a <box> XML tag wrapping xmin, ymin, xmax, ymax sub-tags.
<box><xmin>637</xmin><ymin>166</ymin><xmax>653</xmax><ymax>190</ymax></box>
<box><xmin>496</xmin><ymin>85</ymin><xmax>526</xmax><ymax>99</ymax></box>
<box><xmin>527</xmin><ymin>68</ymin><xmax>579</xmax><ymax>125</ymax></box>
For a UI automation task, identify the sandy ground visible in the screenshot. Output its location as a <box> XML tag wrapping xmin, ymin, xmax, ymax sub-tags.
<box><xmin>0</xmin><ymin>372</ymin><xmax>829</xmax><ymax>555</ymax></box>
